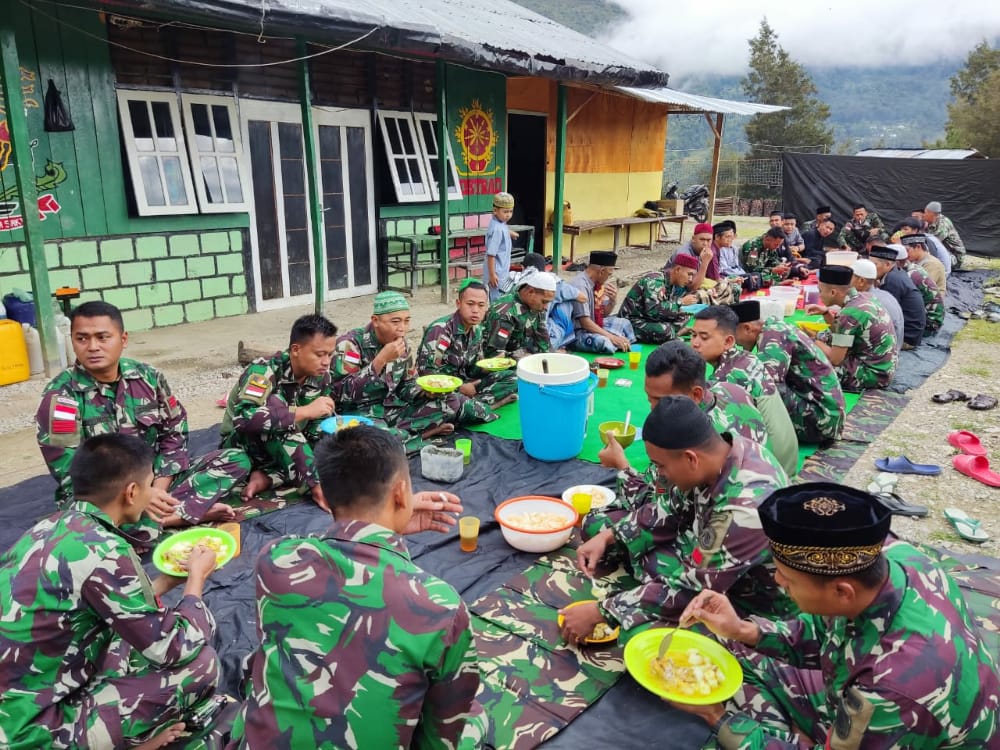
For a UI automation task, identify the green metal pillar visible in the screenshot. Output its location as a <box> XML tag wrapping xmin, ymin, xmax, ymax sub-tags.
<box><xmin>298</xmin><ymin>37</ymin><xmax>325</xmax><ymax>314</ymax></box>
<box><xmin>436</xmin><ymin>60</ymin><xmax>450</xmax><ymax>303</ymax></box>
<box><xmin>0</xmin><ymin>20</ymin><xmax>59</xmax><ymax>374</ymax></box>
<box><xmin>551</xmin><ymin>83</ymin><xmax>568</xmax><ymax>269</ymax></box>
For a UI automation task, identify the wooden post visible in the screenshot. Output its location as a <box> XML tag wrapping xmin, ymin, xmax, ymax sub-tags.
<box><xmin>0</xmin><ymin>20</ymin><xmax>60</xmax><ymax>374</ymax></box>
<box><xmin>705</xmin><ymin>112</ymin><xmax>724</xmax><ymax>223</ymax></box>
<box><xmin>298</xmin><ymin>37</ymin><xmax>325</xmax><ymax>314</ymax></box>
<box><xmin>551</xmin><ymin>83</ymin><xmax>568</xmax><ymax>268</ymax></box>
<box><xmin>436</xmin><ymin>60</ymin><xmax>450</xmax><ymax>303</ymax></box>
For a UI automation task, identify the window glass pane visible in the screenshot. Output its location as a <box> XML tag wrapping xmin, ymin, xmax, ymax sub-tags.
<box><xmin>200</xmin><ymin>156</ymin><xmax>223</xmax><ymax>203</ymax></box>
<box><xmin>395</xmin><ymin>157</ymin><xmax>412</xmax><ymax>188</ymax></box>
<box><xmin>191</xmin><ymin>103</ymin><xmax>212</xmax><ymax>138</ymax></box>
<box><xmin>219</xmin><ymin>157</ymin><xmax>243</xmax><ymax>203</ymax></box>
<box><xmin>427</xmin><ymin>154</ymin><xmax>440</xmax><ymax>179</ymax></box>
<box><xmin>420</xmin><ymin>120</ymin><xmax>438</xmax><ymax>156</ymax></box>
<box><xmin>162</xmin><ymin>156</ymin><xmax>188</xmax><ymax>205</ymax></box>
<box><xmin>138</xmin><ymin>156</ymin><xmax>165</xmax><ymax>206</ymax></box>
<box><xmin>386</xmin><ymin>120</ymin><xmax>402</xmax><ymax>153</ymax></box>
<box><xmin>399</xmin><ymin>121</ymin><xmax>414</xmax><ymax>154</ymax></box>
<box><xmin>407</xmin><ymin>158</ymin><xmax>423</xmax><ymax>185</ymax></box>
<box><xmin>129</xmin><ymin>100</ymin><xmax>154</xmax><ymax>151</ymax></box>
<box><xmin>212</xmin><ymin>105</ymin><xmax>235</xmax><ymax>151</ymax></box>
<box><xmin>151</xmin><ymin>101</ymin><xmax>176</xmax><ymax>151</ymax></box>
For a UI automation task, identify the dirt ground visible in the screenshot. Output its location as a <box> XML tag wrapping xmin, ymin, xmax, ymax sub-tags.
<box><xmin>3</xmin><ymin>217</ymin><xmax>999</xmax><ymax>554</ymax></box>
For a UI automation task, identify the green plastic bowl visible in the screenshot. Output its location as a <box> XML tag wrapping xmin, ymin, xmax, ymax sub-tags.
<box><xmin>599</xmin><ymin>420</ymin><xmax>637</xmax><ymax>448</ymax></box>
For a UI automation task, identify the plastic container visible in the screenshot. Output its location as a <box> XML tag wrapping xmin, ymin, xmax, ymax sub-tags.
<box><xmin>22</xmin><ymin>323</ymin><xmax>43</xmax><ymax>375</ymax></box>
<box><xmin>802</xmin><ymin>284</ymin><xmax>821</xmax><ymax>306</ymax></box>
<box><xmin>0</xmin><ymin>319</ymin><xmax>30</xmax><ymax>385</ymax></box>
<box><xmin>758</xmin><ymin>299</ymin><xmax>784</xmax><ymax>320</ymax></box>
<box><xmin>419</xmin><ymin>445</ymin><xmax>464</xmax><ymax>483</ymax></box>
<box><xmin>516</xmin><ymin>353</ymin><xmax>596</xmax><ymax>461</ymax></box>
<box><xmin>768</xmin><ymin>286</ymin><xmax>800</xmax><ymax>317</ymax></box>
<box><xmin>826</xmin><ymin>251</ymin><xmax>858</xmax><ymax>267</ymax></box>
<box><xmin>494</xmin><ymin>496</ymin><xmax>578</xmax><ymax>553</ymax></box>
<box><xmin>3</xmin><ymin>293</ymin><xmax>35</xmax><ymax>327</ymax></box>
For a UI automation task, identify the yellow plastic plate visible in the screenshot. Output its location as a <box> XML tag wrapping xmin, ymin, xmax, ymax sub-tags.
<box><xmin>623</xmin><ymin>627</ymin><xmax>743</xmax><ymax>705</ymax></box>
<box><xmin>153</xmin><ymin>527</ymin><xmax>237</xmax><ymax>578</ymax></box>
<box><xmin>475</xmin><ymin>356</ymin><xmax>517</xmax><ymax>372</ymax></box>
<box><xmin>796</xmin><ymin>319</ymin><xmax>829</xmax><ymax>334</ymax></box>
<box><xmin>556</xmin><ymin>600</ymin><xmax>620</xmax><ymax>644</ymax></box>
<box><xmin>415</xmin><ymin>374</ymin><xmax>463</xmax><ymax>394</ymax></box>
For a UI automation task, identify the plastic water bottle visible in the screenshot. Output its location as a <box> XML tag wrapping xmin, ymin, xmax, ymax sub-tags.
<box><xmin>53</xmin><ymin>305</ymin><xmax>72</xmax><ymax>369</ymax></box>
<box><xmin>23</xmin><ymin>323</ymin><xmax>43</xmax><ymax>375</ymax></box>
<box><xmin>0</xmin><ymin>298</ymin><xmax>7</xmax><ymax>319</ymax></box>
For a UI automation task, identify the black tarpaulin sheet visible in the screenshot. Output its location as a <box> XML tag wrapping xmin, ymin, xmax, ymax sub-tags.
<box><xmin>782</xmin><ymin>153</ymin><xmax>1000</xmax><ymax>257</ymax></box>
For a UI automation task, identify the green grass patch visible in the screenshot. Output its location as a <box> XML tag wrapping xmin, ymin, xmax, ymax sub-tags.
<box><xmin>926</xmin><ymin>530</ymin><xmax>958</xmax><ymax>543</ymax></box>
<box><xmin>957</xmin><ymin>319</ymin><xmax>1000</xmax><ymax>345</ymax></box>
<box><xmin>960</xmin><ymin>365</ymin><xmax>992</xmax><ymax>377</ymax></box>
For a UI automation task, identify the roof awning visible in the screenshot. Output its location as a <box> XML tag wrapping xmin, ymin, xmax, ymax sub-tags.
<box><xmin>616</xmin><ymin>86</ymin><xmax>788</xmax><ymax>115</ymax></box>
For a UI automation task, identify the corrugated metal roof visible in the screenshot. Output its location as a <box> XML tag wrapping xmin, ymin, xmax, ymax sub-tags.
<box><xmin>615</xmin><ymin>86</ymin><xmax>789</xmax><ymax>115</ymax></box>
<box><xmin>856</xmin><ymin>148</ymin><xmax>986</xmax><ymax>159</ymax></box>
<box><xmin>88</xmin><ymin>0</ymin><xmax>670</xmax><ymax>87</ymax></box>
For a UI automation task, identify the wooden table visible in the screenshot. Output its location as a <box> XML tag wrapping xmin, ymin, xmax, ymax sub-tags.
<box><xmin>550</xmin><ymin>215</ymin><xmax>687</xmax><ymax>261</ymax></box>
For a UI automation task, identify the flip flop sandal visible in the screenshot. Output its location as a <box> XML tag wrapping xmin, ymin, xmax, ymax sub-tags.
<box><xmin>953</xmin><ymin>454</ymin><xmax>1000</xmax><ymax>488</ymax></box>
<box><xmin>943</xmin><ymin>508</ymin><xmax>990</xmax><ymax>543</ymax></box>
<box><xmin>866</xmin><ymin>472</ymin><xmax>899</xmax><ymax>495</ymax></box>
<box><xmin>931</xmin><ymin>389</ymin><xmax>969</xmax><ymax>404</ymax></box>
<box><xmin>874</xmin><ymin>456</ymin><xmax>942</xmax><ymax>476</ymax></box>
<box><xmin>874</xmin><ymin>492</ymin><xmax>929</xmax><ymax>518</ymax></box>
<box><xmin>947</xmin><ymin>430</ymin><xmax>987</xmax><ymax>457</ymax></box>
<box><xmin>968</xmin><ymin>394</ymin><xmax>998</xmax><ymax>411</ymax></box>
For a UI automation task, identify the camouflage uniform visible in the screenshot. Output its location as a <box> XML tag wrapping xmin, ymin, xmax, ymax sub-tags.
<box><xmin>0</xmin><ymin>501</ymin><xmax>219</xmax><ymax>748</ymax></box>
<box><xmin>231</xmin><ymin>520</ymin><xmax>487</xmax><ymax>749</ymax></box>
<box><xmin>842</xmin><ymin>211</ymin><xmax>885</xmax><ymax>252</ymax></box>
<box><xmin>904</xmin><ymin>261</ymin><xmax>945</xmax><ymax>332</ymax></box>
<box><xmin>618</xmin><ymin>267</ymin><xmax>691</xmax><ymax>344</ymax></box>
<box><xmin>711</xmin><ymin>347</ymin><xmax>799</xmax><ymax>477</ymax></box>
<box><xmin>331</xmin><ymin>324</ymin><xmax>494</xmax><ymax>451</ymax></box>
<box><xmin>219</xmin><ymin>350</ymin><xmax>334</xmax><ymax>493</ymax></box>
<box><xmin>756</xmin><ymin>318</ymin><xmax>846</xmax><ymax>443</ymax></box>
<box><xmin>417</xmin><ymin>311</ymin><xmax>517</xmax><ymax>406</ymax></box>
<box><xmin>481</xmin><ymin>291</ymin><xmax>551</xmax><ymax>358</ymax></box>
<box><xmin>594</xmin><ymin>434</ymin><xmax>792</xmax><ymax>640</ymax></box>
<box><xmin>583</xmin><ymin>382</ymin><xmax>770</xmax><ymax>539</ymax></box>
<box><xmin>825</xmin><ymin>288</ymin><xmax>898</xmax><ymax>392</ymax></box>
<box><xmin>718</xmin><ymin>542</ymin><xmax>1000</xmax><ymax>749</ymax></box>
<box><xmin>739</xmin><ymin>235</ymin><xmax>787</xmax><ymax>279</ymax></box>
<box><xmin>926</xmin><ymin>214</ymin><xmax>966</xmax><ymax>268</ymax></box>
<box><xmin>36</xmin><ymin>360</ymin><xmax>250</xmax><ymax>524</ymax></box>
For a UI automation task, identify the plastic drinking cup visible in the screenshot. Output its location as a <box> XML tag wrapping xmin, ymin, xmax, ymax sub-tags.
<box><xmin>455</xmin><ymin>438</ymin><xmax>472</xmax><ymax>465</ymax></box>
<box><xmin>628</xmin><ymin>350</ymin><xmax>641</xmax><ymax>370</ymax></box>
<box><xmin>459</xmin><ymin>516</ymin><xmax>480</xmax><ymax>553</ymax></box>
<box><xmin>571</xmin><ymin>492</ymin><xmax>592</xmax><ymax>526</ymax></box>
<box><xmin>597</xmin><ymin>368</ymin><xmax>609</xmax><ymax>388</ymax></box>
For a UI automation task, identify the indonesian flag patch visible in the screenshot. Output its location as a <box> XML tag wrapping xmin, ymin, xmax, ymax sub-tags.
<box><xmin>51</xmin><ymin>396</ymin><xmax>78</xmax><ymax>434</ymax></box>
<box><xmin>243</xmin><ymin>374</ymin><xmax>269</xmax><ymax>400</ymax></box>
<box><xmin>436</xmin><ymin>336</ymin><xmax>451</xmax><ymax>352</ymax></box>
<box><xmin>497</xmin><ymin>327</ymin><xmax>510</xmax><ymax>340</ymax></box>
<box><xmin>167</xmin><ymin>395</ymin><xmax>178</xmax><ymax>410</ymax></box>
<box><xmin>343</xmin><ymin>349</ymin><xmax>362</xmax><ymax>365</ymax></box>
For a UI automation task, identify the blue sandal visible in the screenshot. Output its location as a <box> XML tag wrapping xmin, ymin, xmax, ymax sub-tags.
<box><xmin>874</xmin><ymin>456</ymin><xmax>941</xmax><ymax>476</ymax></box>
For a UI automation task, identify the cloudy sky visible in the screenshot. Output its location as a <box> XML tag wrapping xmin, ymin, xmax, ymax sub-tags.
<box><xmin>603</xmin><ymin>0</ymin><xmax>1000</xmax><ymax>80</ymax></box>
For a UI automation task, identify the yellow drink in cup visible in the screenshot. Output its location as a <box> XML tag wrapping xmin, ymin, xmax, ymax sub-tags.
<box><xmin>571</xmin><ymin>492</ymin><xmax>592</xmax><ymax>526</ymax></box>
<box><xmin>597</xmin><ymin>368</ymin><xmax>609</xmax><ymax>388</ymax></box>
<box><xmin>628</xmin><ymin>350</ymin><xmax>641</xmax><ymax>370</ymax></box>
<box><xmin>459</xmin><ymin>516</ymin><xmax>480</xmax><ymax>553</ymax></box>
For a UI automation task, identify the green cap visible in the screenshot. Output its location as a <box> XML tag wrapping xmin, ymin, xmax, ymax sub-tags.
<box><xmin>373</xmin><ymin>291</ymin><xmax>409</xmax><ymax>316</ymax></box>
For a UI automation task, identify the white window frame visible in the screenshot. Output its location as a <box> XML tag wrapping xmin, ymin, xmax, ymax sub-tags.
<box><xmin>180</xmin><ymin>93</ymin><xmax>251</xmax><ymax>214</ymax></box>
<box><xmin>377</xmin><ymin>110</ymin><xmax>433</xmax><ymax>203</ymax></box>
<box><xmin>413</xmin><ymin>112</ymin><xmax>463</xmax><ymax>201</ymax></box>
<box><xmin>116</xmin><ymin>90</ymin><xmax>198</xmax><ymax>216</ymax></box>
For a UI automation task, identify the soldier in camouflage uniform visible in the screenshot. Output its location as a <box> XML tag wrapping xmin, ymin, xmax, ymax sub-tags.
<box><xmin>560</xmin><ymin>396</ymin><xmax>791</xmax><ymax>646</ymax></box>
<box><xmin>923</xmin><ymin>200</ymin><xmax>966</xmax><ymax>269</ymax></box>
<box><xmin>731</xmin><ymin>300</ymin><xmax>846</xmax><ymax>444</ymax></box>
<box><xmin>619</xmin><ymin>254</ymin><xmax>700</xmax><ymax>344</ymax></box>
<box><xmin>231</xmin><ymin>427</ymin><xmax>487</xmax><ymax>749</ymax></box>
<box><xmin>332</xmin><ymin>292</ymin><xmax>495</xmax><ymax>453</ymax></box>
<box><xmin>219</xmin><ymin>314</ymin><xmax>339</xmax><ymax>513</ymax></box>
<box><xmin>35</xmin><ymin>300</ymin><xmax>249</xmax><ymax>527</ymax></box>
<box><xmin>691</xmin><ymin>307</ymin><xmax>799</xmax><ymax>477</ymax></box>
<box><xmin>586</xmin><ymin>340</ymin><xmax>770</xmax><ymax>539</ymax></box>
<box><xmin>806</xmin><ymin>265</ymin><xmax>898</xmax><ymax>392</ymax></box>
<box><xmin>739</xmin><ymin>227</ymin><xmax>792</xmax><ymax>282</ymax></box>
<box><xmin>0</xmin><ymin>434</ymin><xmax>221</xmax><ymax>748</ymax></box>
<box><xmin>675</xmin><ymin>483</ymin><xmax>1000</xmax><ymax>749</ymax></box>
<box><xmin>481</xmin><ymin>272</ymin><xmax>557</xmax><ymax>358</ymax></box>
<box><xmin>841</xmin><ymin>203</ymin><xmax>885</xmax><ymax>252</ymax></box>
<box><xmin>417</xmin><ymin>279</ymin><xmax>518</xmax><ymax>408</ymax></box>
<box><xmin>893</xmin><ymin>242</ymin><xmax>945</xmax><ymax>332</ymax></box>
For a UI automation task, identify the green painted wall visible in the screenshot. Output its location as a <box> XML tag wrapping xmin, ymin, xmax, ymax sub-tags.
<box><xmin>0</xmin><ymin>5</ymin><xmax>247</xmax><ymax>248</ymax></box>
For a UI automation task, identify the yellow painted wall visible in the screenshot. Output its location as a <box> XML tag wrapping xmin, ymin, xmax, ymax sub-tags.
<box><xmin>539</xmin><ymin>170</ymin><xmax>664</xmax><ymax>258</ymax></box>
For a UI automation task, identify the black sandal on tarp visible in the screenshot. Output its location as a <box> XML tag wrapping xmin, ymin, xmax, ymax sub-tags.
<box><xmin>931</xmin><ymin>389</ymin><xmax>969</xmax><ymax>404</ymax></box>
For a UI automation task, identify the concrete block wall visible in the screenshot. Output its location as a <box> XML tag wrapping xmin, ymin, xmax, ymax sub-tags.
<box><xmin>0</xmin><ymin>229</ymin><xmax>249</xmax><ymax>331</ymax></box>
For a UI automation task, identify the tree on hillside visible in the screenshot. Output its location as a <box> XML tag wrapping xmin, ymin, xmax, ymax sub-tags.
<box><xmin>740</xmin><ymin>19</ymin><xmax>834</xmax><ymax>161</ymax></box>
<box><xmin>944</xmin><ymin>41</ymin><xmax>1000</xmax><ymax>156</ymax></box>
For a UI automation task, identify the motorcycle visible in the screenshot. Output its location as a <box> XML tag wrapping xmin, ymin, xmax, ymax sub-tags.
<box><xmin>680</xmin><ymin>183</ymin><xmax>709</xmax><ymax>222</ymax></box>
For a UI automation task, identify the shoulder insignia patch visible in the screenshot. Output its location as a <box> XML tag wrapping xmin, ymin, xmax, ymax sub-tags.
<box><xmin>50</xmin><ymin>395</ymin><xmax>79</xmax><ymax>434</ymax></box>
<box><xmin>436</xmin><ymin>336</ymin><xmax>451</xmax><ymax>352</ymax></box>
<box><xmin>243</xmin><ymin>374</ymin><xmax>270</xmax><ymax>402</ymax></box>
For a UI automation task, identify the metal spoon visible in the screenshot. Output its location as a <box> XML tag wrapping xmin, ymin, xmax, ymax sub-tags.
<box><xmin>657</xmin><ymin>628</ymin><xmax>678</xmax><ymax>658</ymax></box>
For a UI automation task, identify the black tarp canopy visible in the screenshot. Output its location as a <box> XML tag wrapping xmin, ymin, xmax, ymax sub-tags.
<box><xmin>781</xmin><ymin>153</ymin><xmax>1000</xmax><ymax>257</ymax></box>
